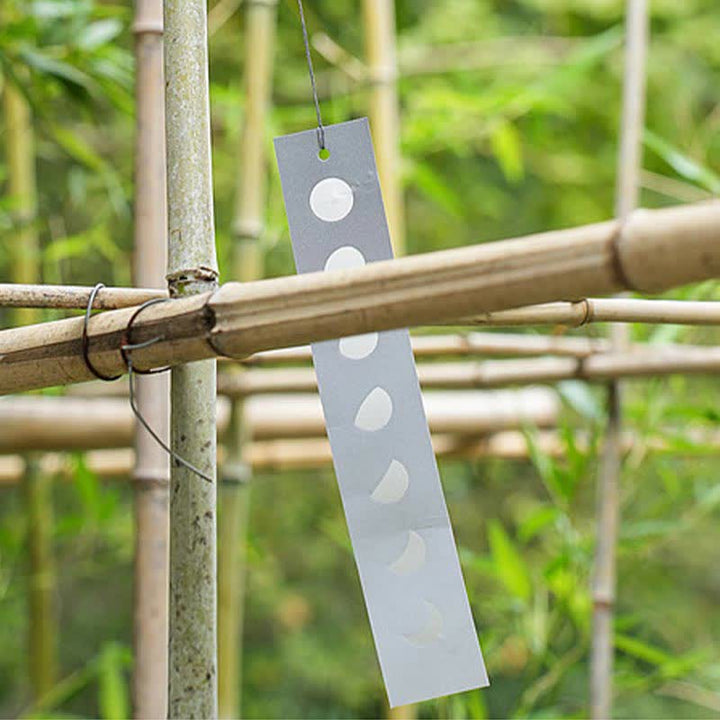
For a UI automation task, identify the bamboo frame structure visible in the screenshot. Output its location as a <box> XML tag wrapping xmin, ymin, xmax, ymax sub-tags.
<box><xmin>2</xmin><ymin>201</ymin><xmax>720</xmax><ymax>396</ymax></box>
<box><xmin>3</xmin><ymin>36</ymin><xmax>58</xmax><ymax>701</ymax></box>
<box><xmin>363</xmin><ymin>0</ymin><xmax>405</xmax><ymax>254</ymax></box>
<box><xmin>219</xmin><ymin>1</ymin><xmax>277</xmax><ymax>717</ymax></box>
<box><xmin>591</xmin><ymin>4</ymin><xmax>649</xmax><ymax>718</ymax></box>
<box><xmin>164</xmin><ymin>0</ymin><xmax>219</xmax><ymax>715</ymax></box>
<box><xmin>131</xmin><ymin>1</ymin><xmax>169</xmax><ymax>717</ymax></box>
<box><xmin>0</xmin><ymin>284</ymin><xmax>165</xmax><ymax>310</ymax></box>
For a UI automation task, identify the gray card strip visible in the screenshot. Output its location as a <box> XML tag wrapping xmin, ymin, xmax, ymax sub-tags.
<box><xmin>274</xmin><ymin>118</ymin><xmax>488</xmax><ymax>707</ymax></box>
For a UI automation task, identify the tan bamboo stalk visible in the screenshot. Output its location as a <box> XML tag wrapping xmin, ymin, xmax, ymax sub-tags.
<box><xmin>219</xmin><ymin>2</ymin><xmax>277</xmax><ymax>717</ymax></box>
<box><xmin>6</xmin><ymin>284</ymin><xmax>720</xmax><ymax>328</ymax></box>
<box><xmin>0</xmin><ymin>284</ymin><xmax>165</xmax><ymax>310</ymax></box>
<box><xmin>0</xmin><ymin>388</ymin><xmax>555</xmax><ymax>447</ymax></box>
<box><xmin>219</xmin><ymin>347</ymin><xmax>720</xmax><ymax>396</ymax></box>
<box><xmin>591</xmin><ymin>3</ymin><xmax>648</xmax><ymax>718</ymax></box>
<box><xmin>458</xmin><ymin>297</ymin><xmax>720</xmax><ymax>327</ymax></box>
<box><xmin>131</xmin><ymin>1</ymin><xmax>169</xmax><ymax>717</ymax></box>
<box><xmin>363</xmin><ymin>0</ymin><xmax>404</xmax><ymax>254</ymax></box>
<box><xmin>4</xmin><ymin>50</ymin><xmax>58</xmax><ymax>700</ymax></box>
<box><xmin>2</xmin><ymin>201</ymin><xmax>720</xmax><ymax>395</ymax></box>
<box><xmin>241</xmin><ymin>332</ymin><xmax>611</xmax><ymax>365</ymax></box>
<box><xmin>164</xmin><ymin>0</ymin><xmax>220</xmax><ymax>714</ymax></box>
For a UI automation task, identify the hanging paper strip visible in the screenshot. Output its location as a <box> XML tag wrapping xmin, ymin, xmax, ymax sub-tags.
<box><xmin>274</xmin><ymin>118</ymin><xmax>488</xmax><ymax>707</ymax></box>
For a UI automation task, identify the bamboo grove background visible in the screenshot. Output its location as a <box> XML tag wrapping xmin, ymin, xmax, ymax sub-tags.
<box><xmin>1</xmin><ymin>0</ymin><xmax>720</xmax><ymax>717</ymax></box>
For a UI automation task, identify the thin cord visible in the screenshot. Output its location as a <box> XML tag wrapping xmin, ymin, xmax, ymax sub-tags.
<box><xmin>297</xmin><ymin>0</ymin><xmax>326</xmax><ymax>150</ymax></box>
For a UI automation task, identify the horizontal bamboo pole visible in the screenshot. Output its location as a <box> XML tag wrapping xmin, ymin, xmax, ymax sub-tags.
<box><xmin>6</xmin><ymin>285</ymin><xmax>719</xmax><ymax>330</ymax></box>
<box><xmin>0</xmin><ymin>388</ymin><xmax>557</xmax><ymax>449</ymax></box>
<box><xmin>0</xmin><ymin>284</ymin><xmax>165</xmax><ymax>310</ymax></box>
<box><xmin>221</xmin><ymin>346</ymin><xmax>720</xmax><ymax>395</ymax></box>
<box><xmin>2</xmin><ymin>202</ymin><xmax>719</xmax><ymax>395</ymax></box>
<box><xmin>0</xmin><ymin>431</ymin><xmax>559</xmax><ymax>485</ymax></box>
<box><xmin>240</xmin><ymin>332</ymin><xmax>610</xmax><ymax>365</ymax></box>
<box><xmin>2</xmin><ymin>423</ymin><xmax>719</xmax><ymax>484</ymax></box>
<box><xmin>459</xmin><ymin>297</ymin><xmax>720</xmax><ymax>327</ymax></box>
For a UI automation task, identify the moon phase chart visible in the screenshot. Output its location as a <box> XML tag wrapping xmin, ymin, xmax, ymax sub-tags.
<box><xmin>275</xmin><ymin>118</ymin><xmax>488</xmax><ymax>707</ymax></box>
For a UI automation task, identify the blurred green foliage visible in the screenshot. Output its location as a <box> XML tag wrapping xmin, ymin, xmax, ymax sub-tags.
<box><xmin>1</xmin><ymin>0</ymin><xmax>720</xmax><ymax>717</ymax></box>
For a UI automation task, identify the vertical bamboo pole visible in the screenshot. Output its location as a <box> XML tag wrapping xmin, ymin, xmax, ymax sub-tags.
<box><xmin>24</xmin><ymin>455</ymin><xmax>57</xmax><ymax>699</ymax></box>
<box><xmin>4</xmin><ymin>42</ymin><xmax>58</xmax><ymax>700</ymax></box>
<box><xmin>218</xmin><ymin>2</ymin><xmax>277</xmax><ymax>717</ymax></box>
<box><xmin>363</xmin><ymin>0</ymin><xmax>405</xmax><ymax>256</ymax></box>
<box><xmin>164</xmin><ymin>0</ymin><xmax>220</xmax><ymax>715</ymax></box>
<box><xmin>131</xmin><ymin>1</ymin><xmax>169</xmax><ymax>718</ymax></box>
<box><xmin>590</xmin><ymin>3</ymin><xmax>648</xmax><ymax>718</ymax></box>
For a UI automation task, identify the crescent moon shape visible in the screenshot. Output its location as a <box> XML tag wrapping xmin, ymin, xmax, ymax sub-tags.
<box><xmin>388</xmin><ymin>530</ymin><xmax>426</xmax><ymax>576</ymax></box>
<box><xmin>370</xmin><ymin>460</ymin><xmax>409</xmax><ymax>504</ymax></box>
<box><xmin>403</xmin><ymin>601</ymin><xmax>444</xmax><ymax>647</ymax></box>
<box><xmin>354</xmin><ymin>387</ymin><xmax>393</xmax><ymax>432</ymax></box>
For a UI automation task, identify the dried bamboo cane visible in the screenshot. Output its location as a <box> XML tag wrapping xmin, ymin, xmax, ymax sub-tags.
<box><xmin>363</xmin><ymin>0</ymin><xmax>404</xmax><ymax>254</ymax></box>
<box><xmin>219</xmin><ymin>347</ymin><xmax>720</xmax><ymax>396</ymax></box>
<box><xmin>0</xmin><ymin>284</ymin><xmax>165</xmax><ymax>310</ymax></box>
<box><xmin>131</xmin><ymin>1</ymin><xmax>169</xmax><ymax>717</ymax></box>
<box><xmin>591</xmin><ymin>3</ymin><xmax>649</xmax><ymax>718</ymax></box>
<box><xmin>219</xmin><ymin>2</ymin><xmax>277</xmax><ymax>717</ymax></box>
<box><xmin>4</xmin><ymin>284</ymin><xmax>720</xmax><ymax>328</ymax></box>
<box><xmin>457</xmin><ymin>297</ymin><xmax>720</xmax><ymax>327</ymax></box>
<box><xmin>2</xmin><ymin>201</ymin><xmax>720</xmax><ymax>395</ymax></box>
<box><xmin>164</xmin><ymin>0</ymin><xmax>220</xmax><ymax>714</ymax></box>
<box><xmin>4</xmin><ymin>47</ymin><xmax>58</xmax><ymax>699</ymax></box>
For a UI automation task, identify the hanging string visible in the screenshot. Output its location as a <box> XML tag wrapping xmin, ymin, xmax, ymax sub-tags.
<box><xmin>296</xmin><ymin>0</ymin><xmax>326</xmax><ymax>151</ymax></box>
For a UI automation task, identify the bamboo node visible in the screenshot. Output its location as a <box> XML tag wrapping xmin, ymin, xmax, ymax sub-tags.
<box><xmin>132</xmin><ymin>21</ymin><xmax>164</xmax><ymax>36</ymax></box>
<box><xmin>609</xmin><ymin>218</ymin><xmax>640</xmax><ymax>293</ymax></box>
<box><xmin>166</xmin><ymin>265</ymin><xmax>219</xmax><ymax>297</ymax></box>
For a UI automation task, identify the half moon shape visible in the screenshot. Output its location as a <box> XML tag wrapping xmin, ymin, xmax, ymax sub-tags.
<box><xmin>354</xmin><ymin>387</ymin><xmax>393</xmax><ymax>432</ymax></box>
<box><xmin>403</xmin><ymin>601</ymin><xmax>444</xmax><ymax>647</ymax></box>
<box><xmin>370</xmin><ymin>460</ymin><xmax>409</xmax><ymax>504</ymax></box>
<box><xmin>389</xmin><ymin>530</ymin><xmax>426</xmax><ymax>575</ymax></box>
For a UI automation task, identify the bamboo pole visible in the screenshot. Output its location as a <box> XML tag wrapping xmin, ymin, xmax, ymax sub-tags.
<box><xmin>164</xmin><ymin>0</ymin><xmax>219</xmax><ymax>714</ymax></box>
<box><xmin>2</xmin><ymin>201</ymin><xmax>720</xmax><ymax>395</ymax></box>
<box><xmin>241</xmin><ymin>332</ymin><xmax>611</xmax><ymax>365</ymax></box>
<box><xmin>5</xmin><ymin>422</ymin><xmax>720</xmax><ymax>485</ymax></box>
<box><xmin>219</xmin><ymin>347</ymin><xmax>720</xmax><ymax>395</ymax></box>
<box><xmin>0</xmin><ymin>284</ymin><xmax>165</xmax><ymax>310</ymax></box>
<box><xmin>131</xmin><ymin>1</ymin><xmax>169</xmax><ymax>717</ymax></box>
<box><xmin>457</xmin><ymin>297</ymin><xmax>720</xmax><ymax>327</ymax></box>
<box><xmin>0</xmin><ymin>389</ymin><xmax>556</xmax><ymax>448</ymax></box>
<box><xmin>591</xmin><ymin>3</ymin><xmax>649</xmax><ymax>719</ymax></box>
<box><xmin>4</xmin><ymin>284</ymin><xmax>720</xmax><ymax>329</ymax></box>
<box><xmin>363</xmin><ymin>0</ymin><xmax>404</xmax><ymax>254</ymax></box>
<box><xmin>4</xmin><ymin>40</ymin><xmax>58</xmax><ymax>700</ymax></box>
<box><xmin>219</xmin><ymin>2</ymin><xmax>277</xmax><ymax>717</ymax></box>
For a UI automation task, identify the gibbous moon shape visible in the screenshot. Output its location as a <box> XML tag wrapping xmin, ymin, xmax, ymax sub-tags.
<box><xmin>310</xmin><ymin>177</ymin><xmax>354</xmax><ymax>222</ymax></box>
<box><xmin>404</xmin><ymin>601</ymin><xmax>444</xmax><ymax>647</ymax></box>
<box><xmin>324</xmin><ymin>245</ymin><xmax>366</xmax><ymax>272</ymax></box>
<box><xmin>370</xmin><ymin>460</ymin><xmax>409</xmax><ymax>504</ymax></box>
<box><xmin>389</xmin><ymin>530</ymin><xmax>426</xmax><ymax>575</ymax></box>
<box><xmin>354</xmin><ymin>387</ymin><xmax>393</xmax><ymax>431</ymax></box>
<box><xmin>339</xmin><ymin>333</ymin><xmax>379</xmax><ymax>360</ymax></box>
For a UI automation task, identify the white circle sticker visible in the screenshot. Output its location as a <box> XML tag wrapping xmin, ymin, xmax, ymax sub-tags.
<box><xmin>310</xmin><ymin>177</ymin><xmax>354</xmax><ymax>222</ymax></box>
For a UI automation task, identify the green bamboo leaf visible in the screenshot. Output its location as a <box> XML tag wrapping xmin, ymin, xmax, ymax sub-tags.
<box><xmin>97</xmin><ymin>643</ymin><xmax>129</xmax><ymax>720</ymax></box>
<box><xmin>488</xmin><ymin>520</ymin><xmax>532</xmax><ymax>603</ymax></box>
<box><xmin>490</xmin><ymin>120</ymin><xmax>524</xmax><ymax>183</ymax></box>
